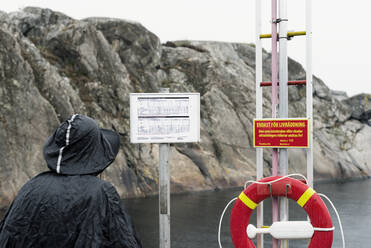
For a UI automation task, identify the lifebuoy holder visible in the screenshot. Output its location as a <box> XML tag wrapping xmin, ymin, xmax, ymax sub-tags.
<box><xmin>230</xmin><ymin>176</ymin><xmax>334</xmax><ymax>248</ymax></box>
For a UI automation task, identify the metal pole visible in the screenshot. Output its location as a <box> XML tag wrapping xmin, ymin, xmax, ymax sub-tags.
<box><xmin>159</xmin><ymin>87</ymin><xmax>171</xmax><ymax>248</ymax></box>
<box><xmin>279</xmin><ymin>0</ymin><xmax>289</xmax><ymax>247</ymax></box>
<box><xmin>271</xmin><ymin>1</ymin><xmax>279</xmax><ymax>248</ymax></box>
<box><xmin>255</xmin><ymin>0</ymin><xmax>264</xmax><ymax>247</ymax></box>
<box><xmin>306</xmin><ymin>0</ymin><xmax>313</xmax><ymax>188</ymax></box>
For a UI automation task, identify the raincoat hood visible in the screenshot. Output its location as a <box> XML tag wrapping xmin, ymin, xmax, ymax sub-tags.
<box><xmin>43</xmin><ymin>114</ymin><xmax>120</xmax><ymax>175</ymax></box>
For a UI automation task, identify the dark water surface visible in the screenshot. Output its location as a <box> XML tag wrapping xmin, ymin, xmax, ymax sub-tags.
<box><xmin>0</xmin><ymin>179</ymin><xmax>369</xmax><ymax>247</ymax></box>
<box><xmin>123</xmin><ymin>179</ymin><xmax>371</xmax><ymax>248</ymax></box>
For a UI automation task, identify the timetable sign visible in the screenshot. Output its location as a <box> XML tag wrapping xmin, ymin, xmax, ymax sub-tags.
<box><xmin>254</xmin><ymin>119</ymin><xmax>309</xmax><ymax>148</ymax></box>
<box><xmin>130</xmin><ymin>93</ymin><xmax>200</xmax><ymax>143</ymax></box>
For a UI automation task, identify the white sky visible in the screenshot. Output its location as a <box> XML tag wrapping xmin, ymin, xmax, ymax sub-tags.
<box><xmin>1</xmin><ymin>0</ymin><xmax>370</xmax><ymax>96</ymax></box>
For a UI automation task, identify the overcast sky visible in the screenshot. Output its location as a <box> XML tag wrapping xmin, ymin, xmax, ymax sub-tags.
<box><xmin>1</xmin><ymin>0</ymin><xmax>370</xmax><ymax>96</ymax></box>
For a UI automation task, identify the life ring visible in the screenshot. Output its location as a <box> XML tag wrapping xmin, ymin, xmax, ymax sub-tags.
<box><xmin>230</xmin><ymin>176</ymin><xmax>333</xmax><ymax>248</ymax></box>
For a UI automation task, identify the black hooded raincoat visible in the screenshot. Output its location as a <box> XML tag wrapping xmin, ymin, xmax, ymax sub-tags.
<box><xmin>0</xmin><ymin>115</ymin><xmax>142</xmax><ymax>248</ymax></box>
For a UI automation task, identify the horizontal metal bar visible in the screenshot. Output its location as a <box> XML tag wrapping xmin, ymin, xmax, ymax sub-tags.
<box><xmin>260</xmin><ymin>33</ymin><xmax>274</xmax><ymax>39</ymax></box>
<box><xmin>259</xmin><ymin>31</ymin><xmax>306</xmax><ymax>39</ymax></box>
<box><xmin>287</xmin><ymin>31</ymin><xmax>306</xmax><ymax>38</ymax></box>
<box><xmin>260</xmin><ymin>80</ymin><xmax>306</xmax><ymax>87</ymax></box>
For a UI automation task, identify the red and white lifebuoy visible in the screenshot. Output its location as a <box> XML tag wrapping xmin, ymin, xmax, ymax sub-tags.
<box><xmin>230</xmin><ymin>176</ymin><xmax>333</xmax><ymax>248</ymax></box>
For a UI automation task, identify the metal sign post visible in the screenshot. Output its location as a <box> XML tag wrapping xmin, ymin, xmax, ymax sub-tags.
<box><xmin>159</xmin><ymin>88</ymin><xmax>171</xmax><ymax>248</ymax></box>
<box><xmin>255</xmin><ymin>0</ymin><xmax>264</xmax><ymax>247</ymax></box>
<box><xmin>306</xmin><ymin>0</ymin><xmax>314</xmax><ymax>188</ymax></box>
<box><xmin>159</xmin><ymin>141</ymin><xmax>170</xmax><ymax>248</ymax></box>
<box><xmin>278</xmin><ymin>1</ymin><xmax>289</xmax><ymax>247</ymax></box>
<box><xmin>271</xmin><ymin>1</ymin><xmax>280</xmax><ymax>248</ymax></box>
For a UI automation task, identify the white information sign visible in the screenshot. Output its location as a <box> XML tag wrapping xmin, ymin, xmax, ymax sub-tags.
<box><xmin>130</xmin><ymin>93</ymin><xmax>200</xmax><ymax>143</ymax></box>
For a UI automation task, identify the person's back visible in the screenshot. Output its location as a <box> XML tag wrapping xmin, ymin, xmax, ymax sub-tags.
<box><xmin>0</xmin><ymin>115</ymin><xmax>142</xmax><ymax>248</ymax></box>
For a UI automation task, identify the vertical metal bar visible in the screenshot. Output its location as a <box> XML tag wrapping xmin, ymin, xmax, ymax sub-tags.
<box><xmin>271</xmin><ymin>1</ymin><xmax>279</xmax><ymax>248</ymax></box>
<box><xmin>255</xmin><ymin>0</ymin><xmax>264</xmax><ymax>247</ymax></box>
<box><xmin>279</xmin><ymin>1</ymin><xmax>289</xmax><ymax>247</ymax></box>
<box><xmin>159</xmin><ymin>88</ymin><xmax>171</xmax><ymax>248</ymax></box>
<box><xmin>306</xmin><ymin>0</ymin><xmax>313</xmax><ymax>188</ymax></box>
<box><xmin>271</xmin><ymin>3</ymin><xmax>279</xmax><ymax>127</ymax></box>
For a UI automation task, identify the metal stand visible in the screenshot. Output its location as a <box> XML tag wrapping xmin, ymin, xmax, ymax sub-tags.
<box><xmin>254</xmin><ymin>1</ymin><xmax>313</xmax><ymax>247</ymax></box>
<box><xmin>271</xmin><ymin>1</ymin><xmax>280</xmax><ymax>247</ymax></box>
<box><xmin>159</xmin><ymin>88</ymin><xmax>170</xmax><ymax>248</ymax></box>
<box><xmin>279</xmin><ymin>1</ymin><xmax>289</xmax><ymax>247</ymax></box>
<box><xmin>306</xmin><ymin>0</ymin><xmax>314</xmax><ymax>188</ymax></box>
<box><xmin>255</xmin><ymin>1</ymin><xmax>263</xmax><ymax>247</ymax></box>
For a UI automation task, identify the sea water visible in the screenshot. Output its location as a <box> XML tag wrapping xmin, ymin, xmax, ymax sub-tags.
<box><xmin>123</xmin><ymin>179</ymin><xmax>371</xmax><ymax>248</ymax></box>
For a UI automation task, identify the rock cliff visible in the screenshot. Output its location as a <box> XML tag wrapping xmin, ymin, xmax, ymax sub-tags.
<box><xmin>0</xmin><ymin>7</ymin><xmax>370</xmax><ymax>209</ymax></box>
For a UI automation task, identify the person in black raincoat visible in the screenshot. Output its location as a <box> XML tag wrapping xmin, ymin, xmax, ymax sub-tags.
<box><xmin>0</xmin><ymin>114</ymin><xmax>142</xmax><ymax>248</ymax></box>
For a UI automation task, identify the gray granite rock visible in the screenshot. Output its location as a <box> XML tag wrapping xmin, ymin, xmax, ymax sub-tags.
<box><xmin>343</xmin><ymin>93</ymin><xmax>371</xmax><ymax>124</ymax></box>
<box><xmin>331</xmin><ymin>90</ymin><xmax>348</xmax><ymax>102</ymax></box>
<box><xmin>0</xmin><ymin>7</ymin><xmax>370</xmax><ymax>208</ymax></box>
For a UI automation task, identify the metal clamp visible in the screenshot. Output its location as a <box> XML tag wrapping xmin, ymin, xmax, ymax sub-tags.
<box><xmin>285</xmin><ymin>184</ymin><xmax>291</xmax><ymax>198</ymax></box>
<box><xmin>272</xmin><ymin>18</ymin><xmax>288</xmax><ymax>24</ymax></box>
<box><xmin>279</xmin><ymin>33</ymin><xmax>289</xmax><ymax>40</ymax></box>
<box><xmin>267</xmin><ymin>184</ymin><xmax>273</xmax><ymax>198</ymax></box>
